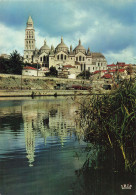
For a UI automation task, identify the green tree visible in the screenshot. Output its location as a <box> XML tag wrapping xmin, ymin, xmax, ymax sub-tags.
<box><xmin>9</xmin><ymin>50</ymin><xmax>23</xmax><ymax>74</ymax></box>
<box><xmin>0</xmin><ymin>57</ymin><xmax>10</xmax><ymax>73</ymax></box>
<box><xmin>77</xmin><ymin>71</ymin><xmax>91</xmax><ymax>79</ymax></box>
<box><xmin>45</xmin><ymin>66</ymin><xmax>58</xmax><ymax>77</ymax></box>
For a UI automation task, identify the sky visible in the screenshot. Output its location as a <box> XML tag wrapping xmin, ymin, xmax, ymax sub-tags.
<box><xmin>0</xmin><ymin>0</ymin><xmax>136</xmax><ymax>64</ymax></box>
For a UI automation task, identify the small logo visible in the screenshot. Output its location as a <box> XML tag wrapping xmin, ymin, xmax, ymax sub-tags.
<box><xmin>121</xmin><ymin>184</ymin><xmax>132</xmax><ymax>190</ymax></box>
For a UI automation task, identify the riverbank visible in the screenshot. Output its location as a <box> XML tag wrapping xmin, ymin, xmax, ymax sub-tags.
<box><xmin>0</xmin><ymin>89</ymin><xmax>92</xmax><ymax>97</ymax></box>
<box><xmin>0</xmin><ymin>73</ymin><xmax>90</xmax><ymax>90</ymax></box>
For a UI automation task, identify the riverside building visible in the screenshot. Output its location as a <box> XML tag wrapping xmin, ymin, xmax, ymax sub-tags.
<box><xmin>24</xmin><ymin>16</ymin><xmax>107</xmax><ymax>73</ymax></box>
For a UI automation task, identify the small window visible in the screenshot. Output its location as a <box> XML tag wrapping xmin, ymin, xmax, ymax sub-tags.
<box><xmin>93</xmin><ymin>67</ymin><xmax>94</xmax><ymax>70</ymax></box>
<box><xmin>83</xmin><ymin>57</ymin><xmax>84</xmax><ymax>61</ymax></box>
<box><xmin>88</xmin><ymin>67</ymin><xmax>90</xmax><ymax>71</ymax></box>
<box><xmin>71</xmin><ymin>57</ymin><xmax>72</xmax><ymax>60</ymax></box>
<box><xmin>65</xmin><ymin>55</ymin><xmax>66</xmax><ymax>60</ymax></box>
<box><xmin>57</xmin><ymin>55</ymin><xmax>59</xmax><ymax>60</ymax></box>
<box><xmin>40</xmin><ymin>57</ymin><xmax>42</xmax><ymax>61</ymax></box>
<box><xmin>76</xmin><ymin>57</ymin><xmax>78</xmax><ymax>61</ymax></box>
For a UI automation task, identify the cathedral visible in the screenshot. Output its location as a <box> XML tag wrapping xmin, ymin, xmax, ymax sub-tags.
<box><xmin>24</xmin><ymin>16</ymin><xmax>107</xmax><ymax>73</ymax></box>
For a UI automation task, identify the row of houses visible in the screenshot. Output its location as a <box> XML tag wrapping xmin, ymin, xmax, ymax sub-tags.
<box><xmin>92</xmin><ymin>62</ymin><xmax>134</xmax><ymax>81</ymax></box>
<box><xmin>22</xmin><ymin>62</ymin><xmax>134</xmax><ymax>80</ymax></box>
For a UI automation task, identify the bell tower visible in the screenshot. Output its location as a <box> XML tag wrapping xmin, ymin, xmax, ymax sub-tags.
<box><xmin>24</xmin><ymin>16</ymin><xmax>35</xmax><ymax>63</ymax></box>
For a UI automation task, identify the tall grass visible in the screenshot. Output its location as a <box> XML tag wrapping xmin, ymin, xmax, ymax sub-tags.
<box><xmin>80</xmin><ymin>79</ymin><xmax>136</xmax><ymax>171</ymax></box>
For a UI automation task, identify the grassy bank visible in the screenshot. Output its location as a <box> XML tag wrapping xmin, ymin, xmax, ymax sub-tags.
<box><xmin>80</xmin><ymin>79</ymin><xmax>136</xmax><ymax>171</ymax></box>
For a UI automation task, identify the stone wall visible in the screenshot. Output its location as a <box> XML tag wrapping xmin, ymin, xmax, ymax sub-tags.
<box><xmin>0</xmin><ymin>74</ymin><xmax>91</xmax><ymax>90</ymax></box>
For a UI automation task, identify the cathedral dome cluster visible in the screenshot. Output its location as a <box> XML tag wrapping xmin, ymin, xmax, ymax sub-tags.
<box><xmin>24</xmin><ymin>16</ymin><xmax>107</xmax><ymax>74</ymax></box>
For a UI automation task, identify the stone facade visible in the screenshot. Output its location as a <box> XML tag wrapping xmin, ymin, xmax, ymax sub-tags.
<box><xmin>24</xmin><ymin>16</ymin><xmax>107</xmax><ymax>73</ymax></box>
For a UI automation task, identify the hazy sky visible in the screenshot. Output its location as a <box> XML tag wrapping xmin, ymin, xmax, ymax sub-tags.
<box><xmin>0</xmin><ymin>0</ymin><xmax>136</xmax><ymax>64</ymax></box>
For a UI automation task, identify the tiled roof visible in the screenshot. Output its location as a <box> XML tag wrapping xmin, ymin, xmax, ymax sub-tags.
<box><xmin>24</xmin><ymin>66</ymin><xmax>37</xmax><ymax>70</ymax></box>
<box><xmin>63</xmin><ymin>65</ymin><xmax>75</xmax><ymax>68</ymax></box>
<box><xmin>118</xmin><ymin>69</ymin><xmax>125</xmax><ymax>72</ymax></box>
<box><xmin>102</xmin><ymin>73</ymin><xmax>112</xmax><ymax>79</ymax></box>
<box><xmin>109</xmin><ymin>69</ymin><xmax>116</xmax><ymax>73</ymax></box>
<box><xmin>107</xmin><ymin>64</ymin><xmax>116</xmax><ymax>67</ymax></box>
<box><xmin>93</xmin><ymin>70</ymin><xmax>101</xmax><ymax>74</ymax></box>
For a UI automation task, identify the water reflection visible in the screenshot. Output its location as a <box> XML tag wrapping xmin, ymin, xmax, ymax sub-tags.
<box><xmin>0</xmin><ymin>97</ymin><xmax>84</xmax><ymax>167</ymax></box>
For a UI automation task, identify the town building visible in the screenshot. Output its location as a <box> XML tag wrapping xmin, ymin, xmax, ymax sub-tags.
<box><xmin>24</xmin><ymin>16</ymin><xmax>107</xmax><ymax>74</ymax></box>
<box><xmin>0</xmin><ymin>54</ymin><xmax>10</xmax><ymax>59</ymax></box>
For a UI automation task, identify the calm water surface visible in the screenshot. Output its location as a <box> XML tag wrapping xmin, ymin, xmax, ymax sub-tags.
<box><xmin>0</xmin><ymin>96</ymin><xmax>86</xmax><ymax>195</ymax></box>
<box><xmin>0</xmin><ymin>96</ymin><xmax>135</xmax><ymax>195</ymax></box>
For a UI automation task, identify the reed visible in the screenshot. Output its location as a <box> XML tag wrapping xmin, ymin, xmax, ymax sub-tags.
<box><xmin>80</xmin><ymin>79</ymin><xmax>136</xmax><ymax>171</ymax></box>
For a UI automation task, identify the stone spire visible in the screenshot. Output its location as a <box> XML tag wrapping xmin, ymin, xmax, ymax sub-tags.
<box><xmin>79</xmin><ymin>39</ymin><xmax>81</xmax><ymax>45</ymax></box>
<box><xmin>61</xmin><ymin>36</ymin><xmax>63</xmax><ymax>43</ymax></box>
<box><xmin>26</xmin><ymin>16</ymin><xmax>34</xmax><ymax>28</ymax></box>
<box><xmin>87</xmin><ymin>47</ymin><xmax>91</xmax><ymax>56</ymax></box>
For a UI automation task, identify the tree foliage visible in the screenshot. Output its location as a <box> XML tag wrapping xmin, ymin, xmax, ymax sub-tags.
<box><xmin>0</xmin><ymin>50</ymin><xmax>23</xmax><ymax>75</ymax></box>
<box><xmin>45</xmin><ymin>66</ymin><xmax>58</xmax><ymax>77</ymax></box>
<box><xmin>77</xmin><ymin>71</ymin><xmax>91</xmax><ymax>79</ymax></box>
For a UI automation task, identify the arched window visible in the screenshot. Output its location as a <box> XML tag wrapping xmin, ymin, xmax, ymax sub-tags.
<box><xmin>61</xmin><ymin>54</ymin><xmax>63</xmax><ymax>60</ymax></box>
<box><xmin>43</xmin><ymin>56</ymin><xmax>46</xmax><ymax>62</ymax></box>
<box><xmin>65</xmin><ymin>55</ymin><xmax>66</xmax><ymax>60</ymax></box>
<box><xmin>57</xmin><ymin>55</ymin><xmax>59</xmax><ymax>60</ymax></box>
<box><xmin>79</xmin><ymin>56</ymin><xmax>81</xmax><ymax>61</ymax></box>
<box><xmin>40</xmin><ymin>57</ymin><xmax>42</xmax><ymax>61</ymax></box>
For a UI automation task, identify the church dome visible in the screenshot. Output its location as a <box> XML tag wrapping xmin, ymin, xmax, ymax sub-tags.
<box><xmin>40</xmin><ymin>40</ymin><xmax>50</xmax><ymax>53</ymax></box>
<box><xmin>74</xmin><ymin>39</ymin><xmax>86</xmax><ymax>54</ymax></box>
<box><xmin>55</xmin><ymin>37</ymin><xmax>68</xmax><ymax>53</ymax></box>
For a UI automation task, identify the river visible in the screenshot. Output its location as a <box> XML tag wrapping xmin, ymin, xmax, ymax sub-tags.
<box><xmin>0</xmin><ymin>97</ymin><xmax>135</xmax><ymax>195</ymax></box>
